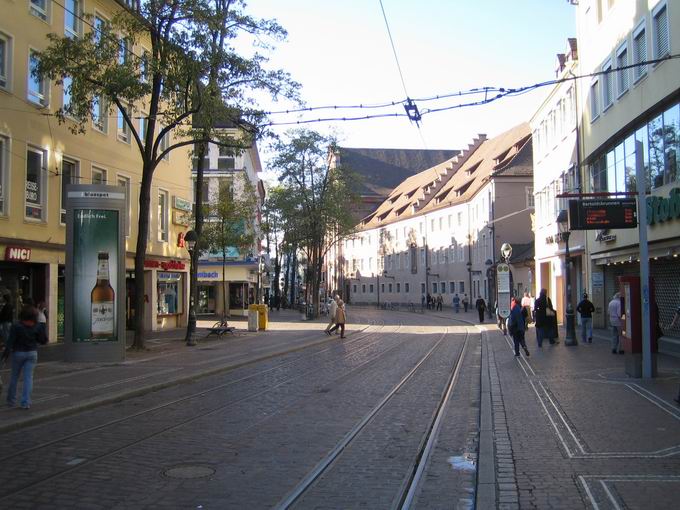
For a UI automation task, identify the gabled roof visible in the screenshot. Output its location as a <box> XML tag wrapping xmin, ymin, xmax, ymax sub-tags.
<box><xmin>359</xmin><ymin>123</ymin><xmax>532</xmax><ymax>230</ymax></box>
<box><xmin>336</xmin><ymin>147</ymin><xmax>459</xmax><ymax>197</ymax></box>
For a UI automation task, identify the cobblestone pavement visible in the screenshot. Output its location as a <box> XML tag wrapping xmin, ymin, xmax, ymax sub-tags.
<box><xmin>1</xmin><ymin>306</ymin><xmax>678</xmax><ymax>509</ymax></box>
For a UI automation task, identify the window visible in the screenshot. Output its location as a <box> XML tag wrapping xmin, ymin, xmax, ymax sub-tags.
<box><xmin>616</xmin><ymin>44</ymin><xmax>629</xmax><ymax>96</ymax></box>
<box><xmin>117</xmin><ymin>105</ymin><xmax>130</xmax><ymax>142</ymax></box>
<box><xmin>140</xmin><ymin>49</ymin><xmax>150</xmax><ymax>83</ymax></box>
<box><xmin>421</xmin><ymin>283</ymin><xmax>425</xmax><ymax>294</ymax></box>
<box><xmin>92</xmin><ymin>166</ymin><xmax>107</xmax><ymax>184</ymax></box>
<box><xmin>458</xmin><ymin>245</ymin><xmax>464</xmax><ymax>262</ymax></box>
<box><xmin>405</xmin><ymin>283</ymin><xmax>409</xmax><ymax>293</ymax></box>
<box><xmin>633</xmin><ymin>22</ymin><xmax>647</xmax><ymax>81</ymax></box>
<box><xmin>64</xmin><ymin>0</ymin><xmax>81</xmax><ymax>38</ymax></box>
<box><xmin>381</xmin><ymin>283</ymin><xmax>385</xmax><ymax>293</ymax></box>
<box><xmin>157</xmin><ymin>273</ymin><xmax>182</xmax><ymax>315</ymax></box>
<box><xmin>457</xmin><ymin>212</ymin><xmax>462</xmax><ymax>226</ymax></box>
<box><xmin>0</xmin><ymin>135</ymin><xmax>8</xmax><ymax>215</ymax></box>
<box><xmin>590</xmin><ymin>79</ymin><xmax>599</xmax><ymax>121</ymax></box>
<box><xmin>25</xmin><ymin>146</ymin><xmax>46</xmax><ymax>220</ymax></box>
<box><xmin>438</xmin><ymin>217</ymin><xmax>442</xmax><ymax>230</ymax></box>
<box><xmin>652</xmin><ymin>3</ymin><xmax>669</xmax><ymax>59</ymax></box>
<box><xmin>218</xmin><ymin>146</ymin><xmax>235</xmax><ymax>170</ymax></box>
<box><xmin>440</xmin><ymin>282</ymin><xmax>446</xmax><ymax>294</ymax></box>
<box><xmin>28</xmin><ymin>51</ymin><xmax>47</xmax><ymax>106</ymax></box>
<box><xmin>602</xmin><ymin>60</ymin><xmax>613</xmax><ymax>110</ymax></box>
<box><xmin>430</xmin><ymin>219</ymin><xmax>435</xmax><ymax>231</ymax></box>
<box><xmin>30</xmin><ymin>0</ymin><xmax>48</xmax><ymax>21</ymax></box>
<box><xmin>158</xmin><ymin>189</ymin><xmax>168</xmax><ymax>242</ymax></box>
<box><xmin>432</xmin><ymin>282</ymin><xmax>437</xmax><ymax>294</ymax></box>
<box><xmin>60</xmin><ymin>157</ymin><xmax>79</xmax><ymax>224</ymax></box>
<box><xmin>459</xmin><ymin>281</ymin><xmax>465</xmax><ymax>293</ymax></box>
<box><xmin>663</xmin><ymin>104</ymin><xmax>679</xmax><ymax>185</ymax></box>
<box><xmin>159</xmin><ymin>127</ymin><xmax>169</xmax><ymax>159</ymax></box>
<box><xmin>0</xmin><ymin>32</ymin><xmax>12</xmax><ymax>91</ymax></box>
<box><xmin>118</xmin><ymin>37</ymin><xmax>130</xmax><ymax>65</ymax></box>
<box><xmin>62</xmin><ymin>76</ymin><xmax>73</xmax><ymax>110</ymax></box>
<box><xmin>396</xmin><ymin>283</ymin><xmax>401</xmax><ymax>293</ymax></box>
<box><xmin>353</xmin><ymin>284</ymin><xmax>357</xmax><ymax>294</ymax></box>
<box><xmin>94</xmin><ymin>15</ymin><xmax>107</xmax><ymax>46</ymax></box>
<box><xmin>139</xmin><ymin>115</ymin><xmax>148</xmax><ymax>146</ymax></box>
<box><xmin>369</xmin><ymin>284</ymin><xmax>374</xmax><ymax>293</ymax></box>
<box><xmin>449</xmin><ymin>282</ymin><xmax>455</xmax><ymax>293</ymax></box>
<box><xmin>388</xmin><ymin>283</ymin><xmax>393</xmax><ymax>293</ymax></box>
<box><xmin>92</xmin><ymin>95</ymin><xmax>107</xmax><ymax>132</ymax></box>
<box><xmin>362</xmin><ymin>284</ymin><xmax>366</xmax><ymax>293</ymax></box>
<box><xmin>117</xmin><ymin>175</ymin><xmax>131</xmax><ymax>236</ymax></box>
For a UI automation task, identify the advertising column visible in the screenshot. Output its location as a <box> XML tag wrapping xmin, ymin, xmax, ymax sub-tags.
<box><xmin>65</xmin><ymin>185</ymin><xmax>126</xmax><ymax>362</ymax></box>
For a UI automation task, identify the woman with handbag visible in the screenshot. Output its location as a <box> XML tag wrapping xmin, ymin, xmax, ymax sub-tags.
<box><xmin>534</xmin><ymin>288</ymin><xmax>559</xmax><ymax>347</ymax></box>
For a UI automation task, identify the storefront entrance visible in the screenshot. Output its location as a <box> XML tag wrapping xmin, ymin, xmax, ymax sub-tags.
<box><xmin>0</xmin><ymin>261</ymin><xmax>47</xmax><ymax>319</ymax></box>
<box><xmin>198</xmin><ymin>284</ymin><xmax>217</xmax><ymax>315</ymax></box>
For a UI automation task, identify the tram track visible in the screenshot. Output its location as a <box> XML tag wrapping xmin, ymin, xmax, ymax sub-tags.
<box><xmin>0</xmin><ymin>320</ymin><xmax>423</xmax><ymax>501</ymax></box>
<box><xmin>275</xmin><ymin>325</ymin><xmax>474</xmax><ymax>510</ymax></box>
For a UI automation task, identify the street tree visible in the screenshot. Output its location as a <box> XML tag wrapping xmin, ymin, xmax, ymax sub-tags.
<box><xmin>270</xmin><ymin>129</ymin><xmax>358</xmax><ymax>316</ymax></box>
<box><xmin>36</xmin><ymin>0</ymin><xmax>299</xmax><ymax>348</ymax></box>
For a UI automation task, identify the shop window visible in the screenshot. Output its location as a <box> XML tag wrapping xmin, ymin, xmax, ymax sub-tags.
<box><xmin>0</xmin><ymin>135</ymin><xmax>7</xmax><ymax>215</ymax></box>
<box><xmin>92</xmin><ymin>166</ymin><xmax>107</xmax><ymax>184</ymax></box>
<box><xmin>60</xmin><ymin>157</ymin><xmax>79</xmax><ymax>224</ymax></box>
<box><xmin>64</xmin><ymin>0</ymin><xmax>82</xmax><ymax>38</ymax></box>
<box><xmin>28</xmin><ymin>50</ymin><xmax>47</xmax><ymax>107</ymax></box>
<box><xmin>649</xmin><ymin>114</ymin><xmax>665</xmax><ymax>189</ymax></box>
<box><xmin>25</xmin><ymin>146</ymin><xmax>46</xmax><ymax>220</ymax></box>
<box><xmin>158</xmin><ymin>189</ymin><xmax>168</xmax><ymax>242</ymax></box>
<box><xmin>0</xmin><ymin>32</ymin><xmax>12</xmax><ymax>91</ymax></box>
<box><xmin>157</xmin><ymin>272</ymin><xmax>182</xmax><ymax>315</ymax></box>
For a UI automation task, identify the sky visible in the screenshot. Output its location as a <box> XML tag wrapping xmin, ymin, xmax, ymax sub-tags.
<box><xmin>241</xmin><ymin>0</ymin><xmax>577</xmax><ymax>173</ymax></box>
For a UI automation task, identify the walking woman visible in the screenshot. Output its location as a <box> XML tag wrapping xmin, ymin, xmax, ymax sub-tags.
<box><xmin>534</xmin><ymin>288</ymin><xmax>559</xmax><ymax>347</ymax></box>
<box><xmin>3</xmin><ymin>305</ymin><xmax>48</xmax><ymax>409</ymax></box>
<box><xmin>327</xmin><ymin>299</ymin><xmax>347</xmax><ymax>338</ymax></box>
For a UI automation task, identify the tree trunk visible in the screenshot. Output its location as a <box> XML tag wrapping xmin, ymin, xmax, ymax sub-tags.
<box><xmin>189</xmin><ymin>142</ymin><xmax>207</xmax><ymax>335</ymax></box>
<box><xmin>283</xmin><ymin>249</ymin><xmax>290</xmax><ymax>308</ymax></box>
<box><xmin>132</xmin><ymin>165</ymin><xmax>153</xmax><ymax>350</ymax></box>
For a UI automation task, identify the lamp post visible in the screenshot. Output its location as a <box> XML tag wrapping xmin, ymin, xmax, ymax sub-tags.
<box><xmin>184</xmin><ymin>229</ymin><xmax>198</xmax><ymax>347</ymax></box>
<box><xmin>557</xmin><ymin>211</ymin><xmax>577</xmax><ymax>346</ymax></box>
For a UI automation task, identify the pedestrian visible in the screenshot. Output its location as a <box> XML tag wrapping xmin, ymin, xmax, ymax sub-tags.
<box><xmin>3</xmin><ymin>304</ymin><xmax>48</xmax><ymax>409</ymax></box>
<box><xmin>327</xmin><ymin>299</ymin><xmax>346</xmax><ymax>338</ymax></box>
<box><xmin>534</xmin><ymin>288</ymin><xmax>559</xmax><ymax>347</ymax></box>
<box><xmin>520</xmin><ymin>291</ymin><xmax>533</xmax><ymax>330</ymax></box>
<box><xmin>324</xmin><ymin>295</ymin><xmax>338</xmax><ymax>335</ymax></box>
<box><xmin>608</xmin><ymin>293</ymin><xmax>624</xmax><ymax>354</ymax></box>
<box><xmin>508</xmin><ymin>297</ymin><xmax>530</xmax><ymax>357</ymax></box>
<box><xmin>421</xmin><ymin>294</ymin><xmax>426</xmax><ymax>310</ymax></box>
<box><xmin>495</xmin><ymin>300</ymin><xmax>507</xmax><ymax>335</ymax></box>
<box><xmin>453</xmin><ymin>293</ymin><xmax>460</xmax><ymax>313</ymax></box>
<box><xmin>436</xmin><ymin>294</ymin><xmax>443</xmax><ymax>311</ymax></box>
<box><xmin>427</xmin><ymin>293</ymin><xmax>432</xmax><ymax>310</ymax></box>
<box><xmin>576</xmin><ymin>292</ymin><xmax>595</xmax><ymax>344</ymax></box>
<box><xmin>0</xmin><ymin>294</ymin><xmax>13</xmax><ymax>347</ymax></box>
<box><xmin>475</xmin><ymin>296</ymin><xmax>486</xmax><ymax>323</ymax></box>
<box><xmin>462</xmin><ymin>294</ymin><xmax>469</xmax><ymax>312</ymax></box>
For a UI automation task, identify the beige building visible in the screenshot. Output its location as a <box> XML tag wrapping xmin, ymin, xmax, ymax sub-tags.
<box><xmin>0</xmin><ymin>0</ymin><xmax>193</xmax><ymax>338</ymax></box>
<box><xmin>576</xmin><ymin>0</ymin><xmax>680</xmax><ymax>352</ymax></box>
<box><xmin>336</xmin><ymin>125</ymin><xmax>534</xmax><ymax>309</ymax></box>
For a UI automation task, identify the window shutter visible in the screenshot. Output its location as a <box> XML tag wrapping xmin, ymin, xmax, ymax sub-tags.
<box><xmin>634</xmin><ymin>30</ymin><xmax>647</xmax><ymax>78</ymax></box>
<box><xmin>655</xmin><ymin>6</ymin><xmax>669</xmax><ymax>58</ymax></box>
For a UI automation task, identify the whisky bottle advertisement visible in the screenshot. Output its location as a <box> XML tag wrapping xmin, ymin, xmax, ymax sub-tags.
<box><xmin>72</xmin><ymin>209</ymin><xmax>119</xmax><ymax>342</ymax></box>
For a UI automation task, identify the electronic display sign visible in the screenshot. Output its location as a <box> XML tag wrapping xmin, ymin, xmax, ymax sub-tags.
<box><xmin>568</xmin><ymin>199</ymin><xmax>637</xmax><ymax>230</ymax></box>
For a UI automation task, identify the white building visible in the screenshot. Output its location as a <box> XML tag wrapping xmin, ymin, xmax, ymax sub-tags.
<box><xmin>338</xmin><ymin>125</ymin><xmax>534</xmax><ymax>309</ymax></box>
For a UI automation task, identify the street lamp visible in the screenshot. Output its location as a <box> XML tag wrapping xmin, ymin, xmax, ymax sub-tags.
<box><xmin>501</xmin><ymin>243</ymin><xmax>513</xmax><ymax>262</ymax></box>
<box><xmin>184</xmin><ymin>229</ymin><xmax>198</xmax><ymax>347</ymax></box>
<box><xmin>557</xmin><ymin>210</ymin><xmax>577</xmax><ymax>346</ymax></box>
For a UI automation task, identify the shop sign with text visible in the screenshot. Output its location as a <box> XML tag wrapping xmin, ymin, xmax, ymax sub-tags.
<box><xmin>144</xmin><ymin>259</ymin><xmax>186</xmax><ymax>271</ymax></box>
<box><xmin>173</xmin><ymin>196</ymin><xmax>193</xmax><ymax>212</ymax></box>
<box><xmin>4</xmin><ymin>246</ymin><xmax>31</xmax><ymax>261</ymax></box>
<box><xmin>647</xmin><ymin>188</ymin><xmax>680</xmax><ymax>225</ymax></box>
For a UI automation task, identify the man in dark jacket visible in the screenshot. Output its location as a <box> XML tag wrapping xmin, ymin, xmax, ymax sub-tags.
<box><xmin>576</xmin><ymin>292</ymin><xmax>595</xmax><ymax>343</ymax></box>
<box><xmin>534</xmin><ymin>288</ymin><xmax>559</xmax><ymax>347</ymax></box>
<box><xmin>2</xmin><ymin>305</ymin><xmax>48</xmax><ymax>409</ymax></box>
<box><xmin>508</xmin><ymin>297</ymin><xmax>530</xmax><ymax>357</ymax></box>
<box><xmin>475</xmin><ymin>297</ymin><xmax>486</xmax><ymax>323</ymax></box>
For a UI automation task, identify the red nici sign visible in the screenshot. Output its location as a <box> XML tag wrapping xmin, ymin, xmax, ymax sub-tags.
<box><xmin>144</xmin><ymin>259</ymin><xmax>186</xmax><ymax>270</ymax></box>
<box><xmin>5</xmin><ymin>247</ymin><xmax>32</xmax><ymax>261</ymax></box>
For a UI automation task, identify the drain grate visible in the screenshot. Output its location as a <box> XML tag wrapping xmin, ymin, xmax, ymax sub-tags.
<box><xmin>163</xmin><ymin>464</ymin><xmax>216</xmax><ymax>479</ymax></box>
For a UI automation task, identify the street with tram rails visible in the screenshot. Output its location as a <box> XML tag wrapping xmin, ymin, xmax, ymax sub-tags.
<box><xmin>0</xmin><ymin>307</ymin><xmax>679</xmax><ymax>509</ymax></box>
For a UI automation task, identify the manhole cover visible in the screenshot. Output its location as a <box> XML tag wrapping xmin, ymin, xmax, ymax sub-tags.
<box><xmin>163</xmin><ymin>465</ymin><xmax>216</xmax><ymax>479</ymax></box>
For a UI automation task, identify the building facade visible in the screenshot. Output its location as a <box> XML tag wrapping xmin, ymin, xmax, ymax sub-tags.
<box><xmin>338</xmin><ymin>125</ymin><xmax>534</xmax><ymax>309</ymax></box>
<box><xmin>193</xmin><ymin>139</ymin><xmax>264</xmax><ymax>317</ymax></box>
<box><xmin>0</xmin><ymin>0</ymin><xmax>193</xmax><ymax>337</ymax></box>
<box><xmin>576</xmin><ymin>0</ymin><xmax>680</xmax><ymax>350</ymax></box>
<box><xmin>531</xmin><ymin>39</ymin><xmax>585</xmax><ymax>321</ymax></box>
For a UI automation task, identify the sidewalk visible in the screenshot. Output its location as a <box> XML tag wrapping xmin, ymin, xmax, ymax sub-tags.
<box><xmin>0</xmin><ymin>308</ymin><xmax>350</xmax><ymax>433</ymax></box>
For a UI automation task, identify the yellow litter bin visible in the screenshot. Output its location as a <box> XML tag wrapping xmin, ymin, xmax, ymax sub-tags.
<box><xmin>247</xmin><ymin>304</ymin><xmax>259</xmax><ymax>332</ymax></box>
<box><xmin>257</xmin><ymin>304</ymin><xmax>268</xmax><ymax>330</ymax></box>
